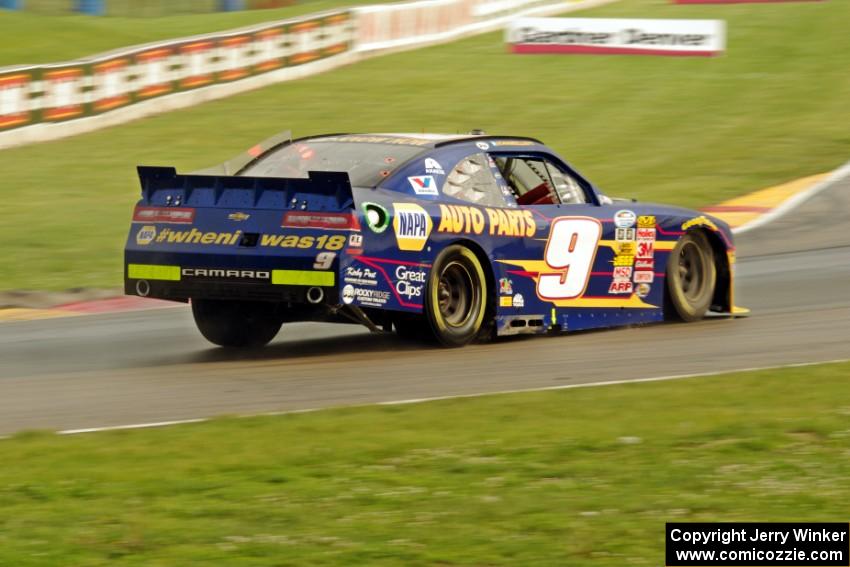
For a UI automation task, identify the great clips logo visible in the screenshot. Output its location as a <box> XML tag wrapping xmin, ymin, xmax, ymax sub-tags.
<box><xmin>408</xmin><ymin>175</ymin><xmax>438</xmax><ymax>196</ymax></box>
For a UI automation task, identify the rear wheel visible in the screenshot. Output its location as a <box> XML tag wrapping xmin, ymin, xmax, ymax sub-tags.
<box><xmin>393</xmin><ymin>313</ymin><xmax>428</xmax><ymax>341</ymax></box>
<box><xmin>191</xmin><ymin>299</ymin><xmax>282</xmax><ymax>348</ymax></box>
<box><xmin>665</xmin><ymin>231</ymin><xmax>716</xmax><ymax>322</ymax></box>
<box><xmin>424</xmin><ymin>245</ymin><xmax>488</xmax><ymax>347</ymax></box>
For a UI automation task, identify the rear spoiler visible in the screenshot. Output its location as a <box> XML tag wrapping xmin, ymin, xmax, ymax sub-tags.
<box><xmin>136</xmin><ymin>166</ymin><xmax>355</xmax><ymax>211</ymax></box>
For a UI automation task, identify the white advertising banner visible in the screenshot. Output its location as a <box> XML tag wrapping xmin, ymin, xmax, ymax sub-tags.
<box><xmin>506</xmin><ymin>17</ymin><xmax>726</xmax><ymax>56</ymax></box>
<box><xmin>356</xmin><ymin>0</ymin><xmax>620</xmax><ymax>53</ymax></box>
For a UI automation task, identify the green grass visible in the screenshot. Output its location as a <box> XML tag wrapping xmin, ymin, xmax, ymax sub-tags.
<box><xmin>1</xmin><ymin>361</ymin><xmax>849</xmax><ymax>565</ymax></box>
<box><xmin>0</xmin><ymin>0</ymin><xmax>848</xmax><ymax>290</ymax></box>
<box><xmin>0</xmin><ymin>0</ymin><xmax>387</xmax><ymax>68</ymax></box>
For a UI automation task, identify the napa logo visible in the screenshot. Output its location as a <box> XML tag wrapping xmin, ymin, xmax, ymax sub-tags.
<box><xmin>136</xmin><ymin>225</ymin><xmax>156</xmax><ymax>246</ymax></box>
<box><xmin>393</xmin><ymin>203</ymin><xmax>432</xmax><ymax>252</ymax></box>
<box><xmin>407</xmin><ymin>175</ymin><xmax>438</xmax><ymax>196</ymax></box>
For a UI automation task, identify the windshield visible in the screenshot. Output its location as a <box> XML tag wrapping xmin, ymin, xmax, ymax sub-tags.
<box><xmin>238</xmin><ymin>139</ymin><xmax>426</xmax><ymax>187</ymax></box>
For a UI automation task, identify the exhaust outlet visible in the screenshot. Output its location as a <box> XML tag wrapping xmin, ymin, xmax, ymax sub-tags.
<box><xmin>306</xmin><ymin>287</ymin><xmax>324</xmax><ymax>304</ymax></box>
<box><xmin>135</xmin><ymin>279</ymin><xmax>151</xmax><ymax>297</ymax></box>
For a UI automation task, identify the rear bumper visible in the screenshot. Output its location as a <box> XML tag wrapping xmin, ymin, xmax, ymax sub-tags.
<box><xmin>125</xmin><ymin>278</ymin><xmax>331</xmax><ymax>304</ymax></box>
<box><xmin>124</xmin><ymin>262</ymin><xmax>338</xmax><ymax>304</ymax></box>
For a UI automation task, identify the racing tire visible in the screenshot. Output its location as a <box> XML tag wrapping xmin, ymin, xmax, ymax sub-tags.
<box><xmin>191</xmin><ymin>299</ymin><xmax>282</xmax><ymax>348</ymax></box>
<box><xmin>665</xmin><ymin>231</ymin><xmax>716</xmax><ymax>322</ymax></box>
<box><xmin>424</xmin><ymin>245</ymin><xmax>488</xmax><ymax>347</ymax></box>
<box><xmin>393</xmin><ymin>314</ymin><xmax>429</xmax><ymax>341</ymax></box>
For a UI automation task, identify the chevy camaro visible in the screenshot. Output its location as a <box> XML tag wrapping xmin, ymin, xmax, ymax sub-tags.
<box><xmin>125</xmin><ymin>132</ymin><xmax>744</xmax><ymax>347</ymax></box>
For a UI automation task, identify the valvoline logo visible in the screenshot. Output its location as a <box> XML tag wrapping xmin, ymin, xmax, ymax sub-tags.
<box><xmin>393</xmin><ymin>203</ymin><xmax>432</xmax><ymax>252</ymax></box>
<box><xmin>408</xmin><ymin>175</ymin><xmax>439</xmax><ymax>196</ymax></box>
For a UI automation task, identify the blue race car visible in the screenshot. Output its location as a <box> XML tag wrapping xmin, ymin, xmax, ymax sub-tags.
<box><xmin>125</xmin><ymin>131</ymin><xmax>744</xmax><ymax>348</ymax></box>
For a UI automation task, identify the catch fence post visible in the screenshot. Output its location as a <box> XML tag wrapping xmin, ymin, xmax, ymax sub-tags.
<box><xmin>220</xmin><ymin>0</ymin><xmax>245</xmax><ymax>11</ymax></box>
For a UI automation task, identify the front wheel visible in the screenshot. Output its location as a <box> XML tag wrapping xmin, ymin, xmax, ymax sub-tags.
<box><xmin>424</xmin><ymin>245</ymin><xmax>488</xmax><ymax>347</ymax></box>
<box><xmin>191</xmin><ymin>299</ymin><xmax>282</xmax><ymax>348</ymax></box>
<box><xmin>665</xmin><ymin>231</ymin><xmax>717</xmax><ymax>322</ymax></box>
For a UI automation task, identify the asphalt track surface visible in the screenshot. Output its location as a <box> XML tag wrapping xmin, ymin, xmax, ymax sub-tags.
<box><xmin>1</xmin><ymin>175</ymin><xmax>848</xmax><ymax>435</ymax></box>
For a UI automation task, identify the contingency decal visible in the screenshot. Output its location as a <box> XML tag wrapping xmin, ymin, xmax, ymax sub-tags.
<box><xmin>408</xmin><ymin>176</ymin><xmax>439</xmax><ymax>196</ymax></box>
<box><xmin>633</xmin><ymin>226</ymin><xmax>657</xmax><ymax>286</ymax></box>
<box><xmin>609</xmin><ymin>265</ymin><xmax>633</xmax><ymax>295</ymax></box>
<box><xmin>136</xmin><ymin>225</ymin><xmax>156</xmax><ymax>245</ymax></box>
<box><xmin>614</xmin><ymin>209</ymin><xmax>636</xmax><ymax>228</ymax></box>
<box><xmin>392</xmin><ymin>203</ymin><xmax>432</xmax><ymax>252</ymax></box>
<box><xmin>499</xmin><ymin>277</ymin><xmax>513</xmax><ymax>295</ymax></box>
<box><xmin>424</xmin><ymin>158</ymin><xmax>444</xmax><ymax>175</ymax></box>
<box><xmin>499</xmin><ymin>215</ymin><xmax>658</xmax><ymax>309</ymax></box>
<box><xmin>348</xmin><ymin>256</ymin><xmax>431</xmax><ymax>309</ymax></box>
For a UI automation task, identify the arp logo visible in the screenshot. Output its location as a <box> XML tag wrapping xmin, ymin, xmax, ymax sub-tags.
<box><xmin>408</xmin><ymin>175</ymin><xmax>438</xmax><ymax>196</ymax></box>
<box><xmin>393</xmin><ymin>203</ymin><xmax>432</xmax><ymax>252</ymax></box>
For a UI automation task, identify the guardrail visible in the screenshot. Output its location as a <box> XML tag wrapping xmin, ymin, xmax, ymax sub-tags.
<box><xmin>0</xmin><ymin>0</ymin><xmax>617</xmax><ymax>149</ymax></box>
<box><xmin>0</xmin><ymin>0</ymin><xmax>290</xmax><ymax>16</ymax></box>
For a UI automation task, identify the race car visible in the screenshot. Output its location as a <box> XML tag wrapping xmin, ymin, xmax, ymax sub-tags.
<box><xmin>124</xmin><ymin>131</ymin><xmax>744</xmax><ymax>348</ymax></box>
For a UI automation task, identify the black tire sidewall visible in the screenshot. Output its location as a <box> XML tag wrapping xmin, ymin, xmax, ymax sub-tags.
<box><xmin>192</xmin><ymin>299</ymin><xmax>282</xmax><ymax>348</ymax></box>
<box><xmin>666</xmin><ymin>231</ymin><xmax>717</xmax><ymax>322</ymax></box>
<box><xmin>425</xmin><ymin>245</ymin><xmax>487</xmax><ymax>347</ymax></box>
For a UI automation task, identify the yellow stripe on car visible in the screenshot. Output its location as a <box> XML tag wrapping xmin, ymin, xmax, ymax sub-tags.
<box><xmin>271</xmin><ymin>270</ymin><xmax>335</xmax><ymax>286</ymax></box>
<box><xmin>127</xmin><ymin>264</ymin><xmax>181</xmax><ymax>281</ymax></box>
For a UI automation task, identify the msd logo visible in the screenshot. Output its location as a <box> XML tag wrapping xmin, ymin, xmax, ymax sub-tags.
<box><xmin>408</xmin><ymin>175</ymin><xmax>439</xmax><ymax>196</ymax></box>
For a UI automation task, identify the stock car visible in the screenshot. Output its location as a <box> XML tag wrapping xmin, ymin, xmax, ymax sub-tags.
<box><xmin>124</xmin><ymin>131</ymin><xmax>745</xmax><ymax>348</ymax></box>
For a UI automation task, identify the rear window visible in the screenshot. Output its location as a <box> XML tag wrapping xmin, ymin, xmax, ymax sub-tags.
<box><xmin>238</xmin><ymin>140</ymin><xmax>425</xmax><ymax>187</ymax></box>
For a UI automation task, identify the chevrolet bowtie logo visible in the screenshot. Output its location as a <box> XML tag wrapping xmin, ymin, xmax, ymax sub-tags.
<box><xmin>228</xmin><ymin>212</ymin><xmax>250</xmax><ymax>221</ymax></box>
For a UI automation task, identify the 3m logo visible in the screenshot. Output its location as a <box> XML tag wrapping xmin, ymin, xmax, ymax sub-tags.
<box><xmin>393</xmin><ymin>203</ymin><xmax>432</xmax><ymax>252</ymax></box>
<box><xmin>637</xmin><ymin>240</ymin><xmax>655</xmax><ymax>259</ymax></box>
<box><xmin>408</xmin><ymin>175</ymin><xmax>438</xmax><ymax>196</ymax></box>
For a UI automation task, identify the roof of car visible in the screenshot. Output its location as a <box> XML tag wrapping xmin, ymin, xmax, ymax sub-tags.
<box><xmin>302</xmin><ymin>133</ymin><xmax>545</xmax><ymax>149</ymax></box>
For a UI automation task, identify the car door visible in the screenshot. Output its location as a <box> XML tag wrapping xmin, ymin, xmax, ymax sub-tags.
<box><xmin>490</xmin><ymin>152</ymin><xmax>654</xmax><ymax>329</ymax></box>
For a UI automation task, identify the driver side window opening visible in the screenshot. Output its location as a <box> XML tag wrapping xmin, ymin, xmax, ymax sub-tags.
<box><xmin>494</xmin><ymin>156</ymin><xmax>588</xmax><ymax>206</ymax></box>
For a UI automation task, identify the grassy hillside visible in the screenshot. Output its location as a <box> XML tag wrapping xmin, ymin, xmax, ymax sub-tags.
<box><xmin>1</xmin><ymin>361</ymin><xmax>849</xmax><ymax>565</ymax></box>
<box><xmin>0</xmin><ymin>0</ymin><xmax>847</xmax><ymax>290</ymax></box>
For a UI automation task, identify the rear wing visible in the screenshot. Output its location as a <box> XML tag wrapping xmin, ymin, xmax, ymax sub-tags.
<box><xmin>136</xmin><ymin>166</ymin><xmax>355</xmax><ymax>212</ymax></box>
